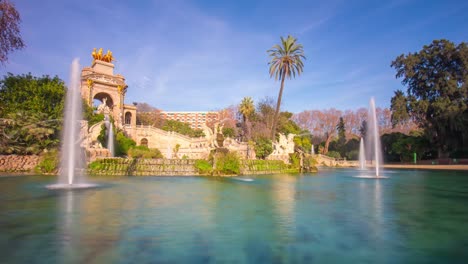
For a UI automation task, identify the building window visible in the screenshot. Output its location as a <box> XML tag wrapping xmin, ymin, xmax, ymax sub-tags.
<box><xmin>140</xmin><ymin>138</ymin><xmax>148</xmax><ymax>147</ymax></box>
<box><xmin>125</xmin><ymin>112</ymin><xmax>132</xmax><ymax>125</ymax></box>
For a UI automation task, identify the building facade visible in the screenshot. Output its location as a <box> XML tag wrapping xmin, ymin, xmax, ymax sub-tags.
<box><xmin>160</xmin><ymin>111</ymin><xmax>220</xmax><ymax>129</ymax></box>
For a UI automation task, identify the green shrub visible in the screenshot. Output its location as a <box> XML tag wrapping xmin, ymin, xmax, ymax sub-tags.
<box><xmin>346</xmin><ymin>150</ymin><xmax>359</xmax><ymax>160</ymax></box>
<box><xmin>222</xmin><ymin>127</ymin><xmax>236</xmax><ymax>138</ymax></box>
<box><xmin>97</xmin><ymin>124</ymin><xmax>107</xmax><ymax>147</ymax></box>
<box><xmin>215</xmin><ymin>152</ymin><xmax>240</xmax><ymax>175</ymax></box>
<box><xmin>115</xmin><ymin>131</ymin><xmax>136</xmax><ymax>156</ymax></box>
<box><xmin>254</xmin><ymin>137</ymin><xmax>273</xmax><ymax>159</ymax></box>
<box><xmin>128</xmin><ymin>146</ymin><xmax>163</xmax><ymax>159</ymax></box>
<box><xmin>289</xmin><ymin>153</ymin><xmax>300</xmax><ymax>169</ymax></box>
<box><xmin>326</xmin><ymin>151</ymin><xmax>341</xmax><ymax>159</ymax></box>
<box><xmin>35</xmin><ymin>149</ymin><xmax>59</xmax><ymax>174</ymax></box>
<box><xmin>195</xmin><ymin>159</ymin><xmax>212</xmax><ymax>174</ymax></box>
<box><xmin>88</xmin><ymin>160</ymin><xmax>104</xmax><ymax>170</ymax></box>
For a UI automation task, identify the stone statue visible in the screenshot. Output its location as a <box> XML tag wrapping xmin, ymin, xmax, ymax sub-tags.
<box><xmin>272</xmin><ymin>133</ymin><xmax>296</xmax><ymax>155</ymax></box>
<box><xmin>97</xmin><ymin>97</ymin><xmax>110</xmax><ymax>114</ymax></box>
<box><xmin>202</xmin><ymin>124</ymin><xmax>216</xmax><ymax>148</ymax></box>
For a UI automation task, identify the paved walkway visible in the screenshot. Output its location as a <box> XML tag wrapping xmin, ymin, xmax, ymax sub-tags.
<box><xmin>382</xmin><ymin>164</ymin><xmax>468</xmax><ymax>171</ymax></box>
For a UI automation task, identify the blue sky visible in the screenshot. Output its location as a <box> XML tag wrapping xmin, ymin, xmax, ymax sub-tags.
<box><xmin>2</xmin><ymin>0</ymin><xmax>467</xmax><ymax>112</ymax></box>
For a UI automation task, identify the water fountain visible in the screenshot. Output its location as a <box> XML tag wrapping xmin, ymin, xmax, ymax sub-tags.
<box><xmin>359</xmin><ymin>138</ymin><xmax>366</xmax><ymax>169</ymax></box>
<box><xmin>47</xmin><ymin>59</ymin><xmax>97</xmax><ymax>189</ymax></box>
<box><xmin>355</xmin><ymin>97</ymin><xmax>386</xmax><ymax>178</ymax></box>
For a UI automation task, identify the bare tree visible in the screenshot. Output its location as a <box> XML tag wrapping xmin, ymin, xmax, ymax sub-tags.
<box><xmin>0</xmin><ymin>0</ymin><xmax>25</xmax><ymax>64</ymax></box>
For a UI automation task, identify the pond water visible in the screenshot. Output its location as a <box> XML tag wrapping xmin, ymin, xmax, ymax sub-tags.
<box><xmin>1</xmin><ymin>169</ymin><xmax>468</xmax><ymax>263</ymax></box>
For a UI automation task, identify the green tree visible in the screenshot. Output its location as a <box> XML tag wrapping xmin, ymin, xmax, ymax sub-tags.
<box><xmin>390</xmin><ymin>90</ymin><xmax>410</xmax><ymax>127</ymax></box>
<box><xmin>0</xmin><ymin>0</ymin><xmax>25</xmax><ymax>64</ymax></box>
<box><xmin>359</xmin><ymin>120</ymin><xmax>367</xmax><ymax>139</ymax></box>
<box><xmin>267</xmin><ymin>35</ymin><xmax>305</xmax><ymax>140</ymax></box>
<box><xmin>391</xmin><ymin>39</ymin><xmax>468</xmax><ymax>157</ymax></box>
<box><xmin>277</xmin><ymin>111</ymin><xmax>302</xmax><ymax>135</ymax></box>
<box><xmin>238</xmin><ymin>96</ymin><xmax>255</xmax><ymax>140</ymax></box>
<box><xmin>0</xmin><ymin>73</ymin><xmax>65</xmax><ymax>119</ymax></box>
<box><xmin>336</xmin><ymin>117</ymin><xmax>346</xmax><ymax>156</ymax></box>
<box><xmin>0</xmin><ymin>74</ymin><xmax>65</xmax><ymax>154</ymax></box>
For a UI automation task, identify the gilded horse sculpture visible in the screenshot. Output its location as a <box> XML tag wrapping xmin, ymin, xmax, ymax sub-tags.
<box><xmin>92</xmin><ymin>48</ymin><xmax>114</xmax><ymax>63</ymax></box>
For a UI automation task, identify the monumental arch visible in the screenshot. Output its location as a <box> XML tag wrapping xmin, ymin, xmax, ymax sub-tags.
<box><xmin>80</xmin><ymin>48</ymin><xmax>253</xmax><ymax>160</ymax></box>
<box><xmin>80</xmin><ymin>48</ymin><xmax>136</xmax><ymax>130</ymax></box>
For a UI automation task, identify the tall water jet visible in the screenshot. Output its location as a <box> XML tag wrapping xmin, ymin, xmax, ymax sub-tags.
<box><xmin>366</xmin><ymin>97</ymin><xmax>384</xmax><ymax>177</ymax></box>
<box><xmin>47</xmin><ymin>59</ymin><xmax>96</xmax><ymax>189</ymax></box>
<box><xmin>359</xmin><ymin>138</ymin><xmax>366</xmax><ymax>169</ymax></box>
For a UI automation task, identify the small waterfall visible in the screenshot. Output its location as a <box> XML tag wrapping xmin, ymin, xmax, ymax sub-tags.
<box><xmin>359</xmin><ymin>138</ymin><xmax>366</xmax><ymax>170</ymax></box>
<box><xmin>311</xmin><ymin>144</ymin><xmax>315</xmax><ymax>155</ymax></box>
<box><xmin>105</xmin><ymin>115</ymin><xmax>115</xmax><ymax>157</ymax></box>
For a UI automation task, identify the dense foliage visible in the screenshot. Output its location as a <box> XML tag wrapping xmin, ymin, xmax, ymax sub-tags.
<box><xmin>254</xmin><ymin>137</ymin><xmax>273</xmax><ymax>159</ymax></box>
<box><xmin>214</xmin><ymin>152</ymin><xmax>241</xmax><ymax>175</ymax></box>
<box><xmin>0</xmin><ymin>73</ymin><xmax>65</xmax><ymax>118</ymax></box>
<box><xmin>0</xmin><ymin>74</ymin><xmax>66</xmax><ymax>154</ymax></box>
<box><xmin>115</xmin><ymin>130</ymin><xmax>136</xmax><ymax>156</ymax></box>
<box><xmin>381</xmin><ymin>132</ymin><xmax>435</xmax><ymax>162</ymax></box>
<box><xmin>161</xmin><ymin>120</ymin><xmax>205</xmax><ymax>138</ymax></box>
<box><xmin>35</xmin><ymin>149</ymin><xmax>59</xmax><ymax>174</ymax></box>
<box><xmin>391</xmin><ymin>39</ymin><xmax>468</xmax><ymax>157</ymax></box>
<box><xmin>128</xmin><ymin>146</ymin><xmax>163</xmax><ymax>159</ymax></box>
<box><xmin>194</xmin><ymin>159</ymin><xmax>212</xmax><ymax>174</ymax></box>
<box><xmin>0</xmin><ymin>111</ymin><xmax>61</xmax><ymax>154</ymax></box>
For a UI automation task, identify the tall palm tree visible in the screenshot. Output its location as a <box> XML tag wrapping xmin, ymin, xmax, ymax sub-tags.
<box><xmin>239</xmin><ymin>96</ymin><xmax>255</xmax><ymax>140</ymax></box>
<box><xmin>268</xmin><ymin>35</ymin><xmax>305</xmax><ymax>140</ymax></box>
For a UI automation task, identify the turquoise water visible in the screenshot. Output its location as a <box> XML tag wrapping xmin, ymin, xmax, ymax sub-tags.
<box><xmin>1</xmin><ymin>169</ymin><xmax>468</xmax><ymax>263</ymax></box>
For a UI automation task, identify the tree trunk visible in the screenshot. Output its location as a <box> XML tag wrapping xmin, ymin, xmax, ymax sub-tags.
<box><xmin>323</xmin><ymin>134</ymin><xmax>332</xmax><ymax>154</ymax></box>
<box><xmin>271</xmin><ymin>75</ymin><xmax>286</xmax><ymax>140</ymax></box>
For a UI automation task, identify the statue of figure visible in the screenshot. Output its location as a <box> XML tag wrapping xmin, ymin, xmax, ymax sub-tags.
<box><xmin>92</xmin><ymin>48</ymin><xmax>114</xmax><ymax>62</ymax></box>
<box><xmin>92</xmin><ymin>48</ymin><xmax>97</xmax><ymax>60</ymax></box>
<box><xmin>103</xmin><ymin>50</ymin><xmax>114</xmax><ymax>63</ymax></box>
<box><xmin>286</xmin><ymin>133</ymin><xmax>295</xmax><ymax>153</ymax></box>
<box><xmin>97</xmin><ymin>48</ymin><xmax>103</xmax><ymax>60</ymax></box>
<box><xmin>272</xmin><ymin>140</ymin><xmax>281</xmax><ymax>155</ymax></box>
<box><xmin>218</xmin><ymin>123</ymin><xmax>224</xmax><ymax>135</ymax></box>
<box><xmin>97</xmin><ymin>97</ymin><xmax>110</xmax><ymax>114</ymax></box>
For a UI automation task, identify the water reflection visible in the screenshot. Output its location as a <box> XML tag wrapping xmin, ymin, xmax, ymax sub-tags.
<box><xmin>2</xmin><ymin>172</ymin><xmax>466</xmax><ymax>263</ymax></box>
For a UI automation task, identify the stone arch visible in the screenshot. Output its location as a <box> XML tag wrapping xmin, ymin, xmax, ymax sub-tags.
<box><xmin>140</xmin><ymin>138</ymin><xmax>148</xmax><ymax>147</ymax></box>
<box><xmin>125</xmin><ymin>112</ymin><xmax>132</xmax><ymax>125</ymax></box>
<box><xmin>93</xmin><ymin>92</ymin><xmax>114</xmax><ymax>109</ymax></box>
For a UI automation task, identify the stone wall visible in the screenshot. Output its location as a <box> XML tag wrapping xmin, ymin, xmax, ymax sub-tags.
<box><xmin>0</xmin><ymin>155</ymin><xmax>41</xmax><ymax>172</ymax></box>
<box><xmin>240</xmin><ymin>160</ymin><xmax>297</xmax><ymax>175</ymax></box>
<box><xmin>89</xmin><ymin>158</ymin><xmax>198</xmax><ymax>176</ymax></box>
<box><xmin>89</xmin><ymin>158</ymin><xmax>298</xmax><ymax>176</ymax></box>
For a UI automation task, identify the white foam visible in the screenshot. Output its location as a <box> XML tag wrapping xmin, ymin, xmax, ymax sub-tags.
<box><xmin>46</xmin><ymin>183</ymin><xmax>99</xmax><ymax>190</ymax></box>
